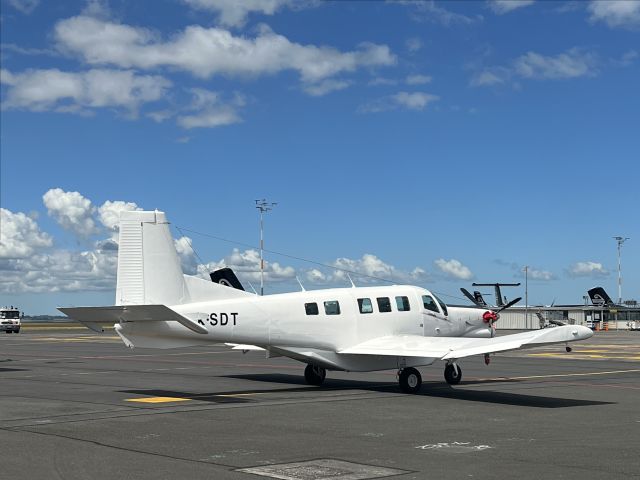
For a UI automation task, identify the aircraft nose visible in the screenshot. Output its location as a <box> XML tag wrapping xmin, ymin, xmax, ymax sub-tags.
<box><xmin>574</xmin><ymin>325</ymin><xmax>594</xmax><ymax>340</ymax></box>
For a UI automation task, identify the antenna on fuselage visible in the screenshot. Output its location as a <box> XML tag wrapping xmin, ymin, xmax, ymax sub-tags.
<box><xmin>296</xmin><ymin>276</ymin><xmax>306</xmax><ymax>291</ymax></box>
<box><xmin>246</xmin><ymin>281</ymin><xmax>258</xmax><ymax>295</ymax></box>
<box><xmin>347</xmin><ymin>273</ymin><xmax>356</xmax><ymax>288</ymax></box>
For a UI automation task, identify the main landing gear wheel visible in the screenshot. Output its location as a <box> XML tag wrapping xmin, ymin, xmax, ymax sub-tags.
<box><xmin>444</xmin><ymin>363</ymin><xmax>462</xmax><ymax>385</ymax></box>
<box><xmin>399</xmin><ymin>367</ymin><xmax>422</xmax><ymax>394</ymax></box>
<box><xmin>304</xmin><ymin>364</ymin><xmax>326</xmax><ymax>386</ymax></box>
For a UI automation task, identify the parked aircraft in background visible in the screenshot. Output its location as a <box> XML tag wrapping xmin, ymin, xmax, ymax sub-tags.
<box><xmin>59</xmin><ymin>211</ymin><xmax>593</xmax><ymax>394</ymax></box>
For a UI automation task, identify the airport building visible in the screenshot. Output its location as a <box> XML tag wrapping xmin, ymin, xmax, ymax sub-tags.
<box><xmin>498</xmin><ymin>303</ymin><xmax>640</xmax><ymax>330</ymax></box>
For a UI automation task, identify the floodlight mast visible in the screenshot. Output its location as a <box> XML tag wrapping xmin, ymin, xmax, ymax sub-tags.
<box><xmin>255</xmin><ymin>199</ymin><xmax>277</xmax><ymax>296</ymax></box>
<box><xmin>613</xmin><ymin>236</ymin><xmax>630</xmax><ymax>304</ymax></box>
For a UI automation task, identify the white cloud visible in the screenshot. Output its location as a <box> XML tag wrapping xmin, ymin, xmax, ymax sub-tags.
<box><xmin>1</xmin><ymin>68</ymin><xmax>171</xmax><ymax>114</ymax></box>
<box><xmin>368</xmin><ymin>77</ymin><xmax>398</xmax><ymax>87</ymax></box>
<box><xmin>406</xmin><ymin>74</ymin><xmax>432</xmax><ymax>85</ymax></box>
<box><xmin>528</xmin><ymin>268</ymin><xmax>556</xmax><ymax>281</ymax></box>
<box><xmin>567</xmin><ymin>261</ymin><xmax>610</xmax><ymax>278</ymax></box>
<box><xmin>0</xmin><ymin>247</ymin><xmax>117</xmax><ymax>294</ymax></box>
<box><xmin>176</xmin><ymin>88</ymin><xmax>245</xmax><ymax>129</ymax></box>
<box><xmin>514</xmin><ymin>49</ymin><xmax>597</xmax><ymax>79</ymax></box>
<box><xmin>303</xmin><ymin>79</ymin><xmax>351</xmax><ymax>96</ymax></box>
<box><xmin>0</xmin><ymin>208</ymin><xmax>53</xmax><ymax>259</ymax></box>
<box><xmin>588</xmin><ymin>0</ymin><xmax>640</xmax><ymax>29</ymax></box>
<box><xmin>198</xmin><ymin>248</ymin><xmax>296</xmax><ymax>283</ymax></box>
<box><xmin>6</xmin><ymin>0</ymin><xmax>39</xmax><ymax>14</ymax></box>
<box><xmin>434</xmin><ymin>258</ymin><xmax>473</xmax><ymax>280</ymax></box>
<box><xmin>182</xmin><ymin>0</ymin><xmax>303</xmax><ymax>27</ymax></box>
<box><xmin>471</xmin><ymin>48</ymin><xmax>597</xmax><ymax>87</ymax></box>
<box><xmin>54</xmin><ymin>15</ymin><xmax>396</xmax><ymax>83</ymax></box>
<box><xmin>405</xmin><ymin>0</ymin><xmax>482</xmax><ymax>26</ymax></box>
<box><xmin>487</xmin><ymin>0</ymin><xmax>535</xmax><ymax>15</ymax></box>
<box><xmin>98</xmin><ymin>200</ymin><xmax>141</xmax><ymax>231</ymax></box>
<box><xmin>359</xmin><ymin>91</ymin><xmax>439</xmax><ymax>113</ymax></box>
<box><xmin>470</xmin><ymin>68</ymin><xmax>510</xmax><ymax>86</ymax></box>
<box><xmin>308</xmin><ymin>254</ymin><xmax>428</xmax><ymax>285</ymax></box>
<box><xmin>42</xmin><ymin>188</ymin><xmax>97</xmax><ymax>237</ymax></box>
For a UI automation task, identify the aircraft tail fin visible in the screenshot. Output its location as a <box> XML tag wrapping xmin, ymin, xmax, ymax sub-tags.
<box><xmin>116</xmin><ymin>210</ymin><xmax>252</xmax><ymax>307</ymax></box>
<box><xmin>587</xmin><ymin>287</ymin><xmax>615</xmax><ymax>306</ymax></box>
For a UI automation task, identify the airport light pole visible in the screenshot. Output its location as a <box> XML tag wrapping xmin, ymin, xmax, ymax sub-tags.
<box><xmin>256</xmin><ymin>199</ymin><xmax>277</xmax><ymax>296</ymax></box>
<box><xmin>613</xmin><ymin>236</ymin><xmax>630</xmax><ymax>304</ymax></box>
<box><xmin>523</xmin><ymin>266</ymin><xmax>529</xmax><ymax>329</ymax></box>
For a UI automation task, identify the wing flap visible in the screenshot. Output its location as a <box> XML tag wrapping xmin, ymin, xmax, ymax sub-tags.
<box><xmin>58</xmin><ymin>305</ymin><xmax>208</xmax><ymax>335</ymax></box>
<box><xmin>339</xmin><ymin>325</ymin><xmax>593</xmax><ymax>360</ymax></box>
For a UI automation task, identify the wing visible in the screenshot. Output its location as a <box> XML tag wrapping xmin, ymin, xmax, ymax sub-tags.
<box><xmin>339</xmin><ymin>325</ymin><xmax>593</xmax><ymax>360</ymax></box>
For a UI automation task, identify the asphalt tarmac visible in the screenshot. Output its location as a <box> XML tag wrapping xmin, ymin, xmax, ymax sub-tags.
<box><xmin>1</xmin><ymin>326</ymin><xmax>639</xmax><ymax>480</ymax></box>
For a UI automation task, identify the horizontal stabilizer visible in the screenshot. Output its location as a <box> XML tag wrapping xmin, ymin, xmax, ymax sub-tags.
<box><xmin>58</xmin><ymin>305</ymin><xmax>208</xmax><ymax>335</ymax></box>
<box><xmin>339</xmin><ymin>325</ymin><xmax>593</xmax><ymax>360</ymax></box>
<box><xmin>225</xmin><ymin>343</ymin><xmax>265</xmax><ymax>351</ymax></box>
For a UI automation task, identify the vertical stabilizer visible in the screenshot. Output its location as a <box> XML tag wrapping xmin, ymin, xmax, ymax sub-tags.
<box><xmin>116</xmin><ymin>210</ymin><xmax>188</xmax><ymax>306</ymax></box>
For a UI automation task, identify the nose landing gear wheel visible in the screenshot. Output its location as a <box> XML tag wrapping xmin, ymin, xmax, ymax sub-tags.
<box><xmin>399</xmin><ymin>367</ymin><xmax>422</xmax><ymax>394</ymax></box>
<box><xmin>304</xmin><ymin>364</ymin><xmax>326</xmax><ymax>386</ymax></box>
<box><xmin>444</xmin><ymin>363</ymin><xmax>462</xmax><ymax>385</ymax></box>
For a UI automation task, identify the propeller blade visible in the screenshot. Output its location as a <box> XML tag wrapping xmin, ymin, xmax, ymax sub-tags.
<box><xmin>461</xmin><ymin>288</ymin><xmax>483</xmax><ymax>307</ymax></box>
<box><xmin>495</xmin><ymin>296</ymin><xmax>522</xmax><ymax>313</ymax></box>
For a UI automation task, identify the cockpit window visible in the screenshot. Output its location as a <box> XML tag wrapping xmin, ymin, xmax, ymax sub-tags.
<box><xmin>422</xmin><ymin>295</ymin><xmax>440</xmax><ymax>313</ymax></box>
<box><xmin>434</xmin><ymin>294</ymin><xmax>448</xmax><ymax>316</ymax></box>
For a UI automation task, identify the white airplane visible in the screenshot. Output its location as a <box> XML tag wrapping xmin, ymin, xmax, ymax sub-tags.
<box><xmin>59</xmin><ymin>210</ymin><xmax>593</xmax><ymax>394</ymax></box>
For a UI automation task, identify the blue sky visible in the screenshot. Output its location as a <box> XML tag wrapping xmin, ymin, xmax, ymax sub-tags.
<box><xmin>1</xmin><ymin>0</ymin><xmax>638</xmax><ymax>314</ymax></box>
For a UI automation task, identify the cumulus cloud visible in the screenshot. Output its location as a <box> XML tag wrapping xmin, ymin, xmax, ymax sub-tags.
<box><xmin>588</xmin><ymin>0</ymin><xmax>640</xmax><ymax>29</ymax></box>
<box><xmin>567</xmin><ymin>261</ymin><xmax>609</xmax><ymax>278</ymax></box>
<box><xmin>0</xmin><ymin>247</ymin><xmax>117</xmax><ymax>294</ymax></box>
<box><xmin>182</xmin><ymin>0</ymin><xmax>305</xmax><ymax>27</ymax></box>
<box><xmin>0</xmin><ymin>208</ymin><xmax>53</xmax><ymax>258</ymax></box>
<box><xmin>306</xmin><ymin>254</ymin><xmax>428</xmax><ymax>285</ymax></box>
<box><xmin>53</xmin><ymin>15</ymin><xmax>396</xmax><ymax>83</ymax></box>
<box><xmin>198</xmin><ymin>248</ymin><xmax>296</xmax><ymax>283</ymax></box>
<box><xmin>0</xmin><ymin>68</ymin><xmax>171</xmax><ymax>115</ymax></box>
<box><xmin>487</xmin><ymin>0</ymin><xmax>535</xmax><ymax>15</ymax></box>
<box><xmin>471</xmin><ymin>48</ymin><xmax>597</xmax><ymax>87</ymax></box>
<box><xmin>495</xmin><ymin>259</ymin><xmax>557</xmax><ymax>281</ymax></box>
<box><xmin>434</xmin><ymin>258</ymin><xmax>473</xmax><ymax>280</ymax></box>
<box><xmin>43</xmin><ymin>188</ymin><xmax>98</xmax><ymax>237</ymax></box>
<box><xmin>98</xmin><ymin>200</ymin><xmax>141</xmax><ymax>231</ymax></box>
<box><xmin>359</xmin><ymin>91</ymin><xmax>439</xmax><ymax>113</ymax></box>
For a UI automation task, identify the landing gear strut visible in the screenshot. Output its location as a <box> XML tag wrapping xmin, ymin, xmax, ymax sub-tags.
<box><xmin>304</xmin><ymin>364</ymin><xmax>326</xmax><ymax>386</ymax></box>
<box><xmin>444</xmin><ymin>362</ymin><xmax>462</xmax><ymax>385</ymax></box>
<box><xmin>398</xmin><ymin>367</ymin><xmax>422</xmax><ymax>394</ymax></box>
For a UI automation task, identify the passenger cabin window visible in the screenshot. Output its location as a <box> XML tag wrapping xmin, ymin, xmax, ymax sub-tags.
<box><xmin>377</xmin><ymin>297</ymin><xmax>392</xmax><ymax>313</ymax></box>
<box><xmin>305</xmin><ymin>303</ymin><xmax>319</xmax><ymax>315</ymax></box>
<box><xmin>324</xmin><ymin>300</ymin><xmax>341</xmax><ymax>315</ymax></box>
<box><xmin>358</xmin><ymin>298</ymin><xmax>373</xmax><ymax>314</ymax></box>
<box><xmin>422</xmin><ymin>295</ymin><xmax>440</xmax><ymax>313</ymax></box>
<box><xmin>396</xmin><ymin>296</ymin><xmax>411</xmax><ymax>311</ymax></box>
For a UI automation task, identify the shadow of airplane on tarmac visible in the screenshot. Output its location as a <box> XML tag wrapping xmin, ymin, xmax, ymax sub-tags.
<box><xmin>122</xmin><ymin>373</ymin><xmax>614</xmax><ymax>409</ymax></box>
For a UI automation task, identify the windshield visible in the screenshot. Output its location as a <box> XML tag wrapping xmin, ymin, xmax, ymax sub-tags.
<box><xmin>0</xmin><ymin>310</ymin><xmax>20</xmax><ymax>319</ymax></box>
<box><xmin>433</xmin><ymin>295</ymin><xmax>448</xmax><ymax>316</ymax></box>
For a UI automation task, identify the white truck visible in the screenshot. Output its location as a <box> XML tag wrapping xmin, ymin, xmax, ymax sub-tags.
<box><xmin>0</xmin><ymin>306</ymin><xmax>21</xmax><ymax>333</ymax></box>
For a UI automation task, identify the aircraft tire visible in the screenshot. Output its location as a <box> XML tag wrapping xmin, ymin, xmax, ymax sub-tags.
<box><xmin>304</xmin><ymin>364</ymin><xmax>326</xmax><ymax>386</ymax></box>
<box><xmin>399</xmin><ymin>367</ymin><xmax>422</xmax><ymax>394</ymax></box>
<box><xmin>444</xmin><ymin>364</ymin><xmax>462</xmax><ymax>385</ymax></box>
